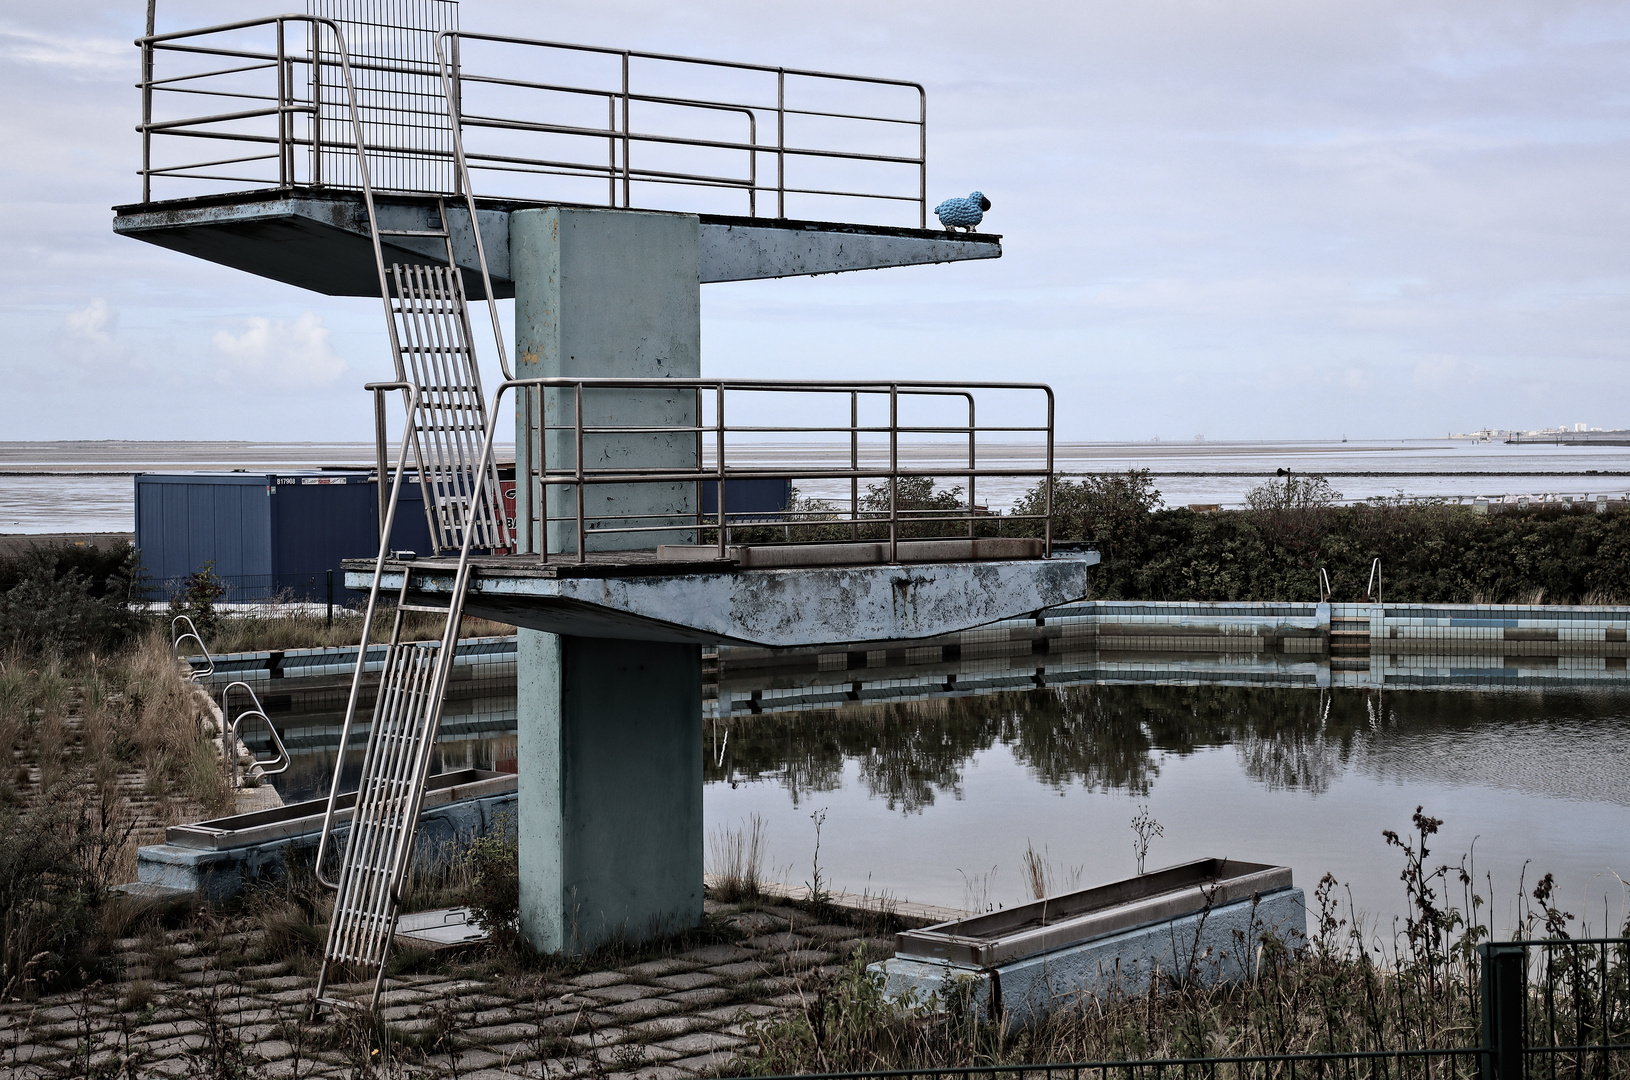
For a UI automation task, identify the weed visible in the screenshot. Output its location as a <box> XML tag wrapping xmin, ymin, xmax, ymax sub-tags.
<box><xmin>709</xmin><ymin>813</ymin><xmax>767</xmax><ymax>902</ymax></box>
<box><xmin>1132</xmin><ymin>804</ymin><xmax>1163</xmax><ymax>875</ymax></box>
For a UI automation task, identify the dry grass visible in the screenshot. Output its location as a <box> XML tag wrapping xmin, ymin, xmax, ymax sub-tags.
<box><xmin>708</xmin><ymin>813</ymin><xmax>767</xmax><ymax>903</ymax></box>
<box><xmin>1</xmin><ymin>627</ymin><xmax>234</xmax><ymax>996</ymax></box>
<box><xmin>203</xmin><ymin>603</ymin><xmax>515</xmax><ymax>655</ymax></box>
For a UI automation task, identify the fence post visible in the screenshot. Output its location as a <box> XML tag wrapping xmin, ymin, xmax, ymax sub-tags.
<box><xmin>1480</xmin><ymin>942</ymin><xmax>1526</xmax><ymax>1080</ymax></box>
<box><xmin>326</xmin><ymin>569</ymin><xmax>334</xmax><ymax>628</ymax></box>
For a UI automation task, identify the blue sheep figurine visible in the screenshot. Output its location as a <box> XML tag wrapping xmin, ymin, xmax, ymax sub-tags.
<box><xmin>934</xmin><ymin>191</ymin><xmax>991</xmax><ymax>233</ymax></box>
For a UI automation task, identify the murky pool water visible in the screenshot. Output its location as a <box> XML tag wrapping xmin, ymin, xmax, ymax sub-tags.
<box><xmin>703</xmin><ymin>684</ymin><xmax>1630</xmax><ymax>940</ymax></box>
<box><xmin>261</xmin><ymin>673</ymin><xmax>1630</xmax><ymax>940</ymax></box>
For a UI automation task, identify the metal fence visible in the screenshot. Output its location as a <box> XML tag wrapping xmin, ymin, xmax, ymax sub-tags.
<box><xmin>745</xmin><ymin>939</ymin><xmax>1628</xmax><ymax>1080</ymax></box>
<box><xmin>752</xmin><ymin>1050</ymin><xmax>1487</xmax><ymax>1080</ymax></box>
<box><xmin>136</xmin><ymin>4</ymin><xmax>930</xmax><ymax>225</ymax></box>
<box><xmin>370</xmin><ymin>378</ymin><xmax>1055</xmax><ymax>562</ymax></box>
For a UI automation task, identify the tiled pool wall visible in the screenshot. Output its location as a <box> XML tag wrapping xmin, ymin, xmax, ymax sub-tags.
<box><xmin>192</xmin><ymin>601</ymin><xmax>1630</xmax><ymax>723</ymax></box>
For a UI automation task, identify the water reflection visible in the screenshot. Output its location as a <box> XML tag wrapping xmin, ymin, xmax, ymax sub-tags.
<box><xmin>708</xmin><ymin>684</ymin><xmax>1630</xmax><ymax>808</ymax></box>
<box><xmin>704</xmin><ymin>681</ymin><xmax>1630</xmax><ymax>931</ymax></box>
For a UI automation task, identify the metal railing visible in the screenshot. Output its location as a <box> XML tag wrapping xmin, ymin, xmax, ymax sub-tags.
<box><xmin>136</xmin><ymin>9</ymin><xmax>930</xmax><ymax>226</ymax></box>
<box><xmin>755</xmin><ymin>1050</ymin><xmax>1487</xmax><ymax>1080</ymax></box>
<box><xmin>170</xmin><ymin>615</ymin><xmax>213</xmax><ymax>682</ymax></box>
<box><xmin>1484</xmin><ymin>938</ymin><xmax>1630</xmax><ymax>1080</ymax></box>
<box><xmin>366</xmin><ymin>378</ymin><xmax>1055</xmax><ymax>564</ymax></box>
<box><xmin>219</xmin><ymin>681</ymin><xmax>292</xmax><ymax>783</ymax></box>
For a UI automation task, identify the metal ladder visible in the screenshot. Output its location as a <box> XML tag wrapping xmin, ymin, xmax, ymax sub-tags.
<box><xmin>312</xmin><ymin>32</ymin><xmax>514</xmax><ymax>1012</ymax></box>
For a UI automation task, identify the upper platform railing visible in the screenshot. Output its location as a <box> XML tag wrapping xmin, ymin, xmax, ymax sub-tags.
<box><xmin>136</xmin><ymin>13</ymin><xmax>930</xmax><ymax>226</ymax></box>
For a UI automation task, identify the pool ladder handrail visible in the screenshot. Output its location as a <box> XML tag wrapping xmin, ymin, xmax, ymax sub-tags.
<box><xmin>1364</xmin><ymin>557</ymin><xmax>1382</xmax><ymax>605</ymax></box>
<box><xmin>1317</xmin><ymin>567</ymin><xmax>1332</xmax><ymax>604</ymax></box>
<box><xmin>219</xmin><ymin>681</ymin><xmax>291</xmax><ymax>781</ymax></box>
<box><xmin>170</xmin><ymin>615</ymin><xmax>213</xmax><ymax>683</ymax></box>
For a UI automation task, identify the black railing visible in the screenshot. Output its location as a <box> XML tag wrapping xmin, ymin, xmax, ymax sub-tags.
<box><xmin>752</xmin><ymin>939</ymin><xmax>1629</xmax><ymax>1080</ymax></box>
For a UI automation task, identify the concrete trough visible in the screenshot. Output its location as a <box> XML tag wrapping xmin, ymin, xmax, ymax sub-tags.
<box><xmin>137</xmin><ymin>769</ymin><xmax>516</xmax><ymax>901</ymax></box>
<box><xmin>872</xmin><ymin>858</ymin><xmax>1306</xmax><ymax>1025</ymax></box>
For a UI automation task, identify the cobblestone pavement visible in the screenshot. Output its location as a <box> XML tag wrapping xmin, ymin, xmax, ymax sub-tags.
<box><xmin>0</xmin><ymin>898</ymin><xmax>894</xmax><ymax>1079</ymax></box>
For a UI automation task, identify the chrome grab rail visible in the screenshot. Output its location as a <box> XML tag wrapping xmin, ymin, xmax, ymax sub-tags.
<box><xmin>1317</xmin><ymin>567</ymin><xmax>1332</xmax><ymax>604</ymax></box>
<box><xmin>314</xmin><ymin>382</ymin><xmax>421</xmax><ymax>893</ymax></box>
<box><xmin>170</xmin><ymin>615</ymin><xmax>213</xmax><ymax>683</ymax></box>
<box><xmin>219</xmin><ymin>681</ymin><xmax>291</xmax><ymax>780</ymax></box>
<box><xmin>136</xmin><ymin>15</ymin><xmax>928</xmax><ymax>226</ymax></box>
<box><xmin>492</xmin><ymin>377</ymin><xmax>1055</xmax><ymax>563</ymax></box>
<box><xmin>1365</xmin><ymin>557</ymin><xmax>1383</xmax><ymax>605</ymax></box>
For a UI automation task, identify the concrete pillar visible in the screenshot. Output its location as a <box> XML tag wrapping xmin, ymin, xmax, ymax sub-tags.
<box><xmin>509</xmin><ymin>207</ymin><xmax>707</xmax><ymax>955</ymax></box>
<box><xmin>510</xmin><ymin>207</ymin><xmax>701</xmax><ymax>555</ymax></box>
<box><xmin>516</xmin><ymin>628</ymin><xmax>704</xmax><ymax>954</ymax></box>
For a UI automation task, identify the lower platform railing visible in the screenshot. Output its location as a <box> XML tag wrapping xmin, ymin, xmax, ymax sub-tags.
<box><xmin>372</xmin><ymin>377</ymin><xmax>1056</xmax><ymax>564</ymax></box>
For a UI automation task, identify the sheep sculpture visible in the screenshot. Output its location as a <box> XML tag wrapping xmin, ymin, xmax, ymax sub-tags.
<box><xmin>934</xmin><ymin>191</ymin><xmax>991</xmax><ymax>233</ymax></box>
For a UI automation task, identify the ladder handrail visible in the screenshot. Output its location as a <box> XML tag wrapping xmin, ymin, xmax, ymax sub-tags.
<box><xmin>434</xmin><ymin>31</ymin><xmax>511</xmax><ymax>382</ymax></box>
<box><xmin>1317</xmin><ymin>567</ymin><xmax>1332</xmax><ymax>604</ymax></box>
<box><xmin>1365</xmin><ymin>557</ymin><xmax>1382</xmax><ymax>605</ymax></box>
<box><xmin>219</xmin><ymin>681</ymin><xmax>290</xmax><ymax>779</ymax></box>
<box><xmin>170</xmin><ymin>615</ymin><xmax>213</xmax><ymax>683</ymax></box>
<box><xmin>314</xmin><ymin>383</ymin><xmax>422</xmax><ymax>891</ymax></box>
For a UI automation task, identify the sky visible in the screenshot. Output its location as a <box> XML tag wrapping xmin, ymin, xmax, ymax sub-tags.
<box><xmin>2</xmin><ymin>1</ymin><xmax>1629</xmax><ymax>442</ymax></box>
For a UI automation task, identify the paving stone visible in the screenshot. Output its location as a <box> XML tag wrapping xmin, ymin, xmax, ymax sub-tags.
<box><xmin>701</xmin><ymin>899</ymin><xmax>739</xmax><ymax>917</ymax></box>
<box><xmin>764</xmin><ymin>993</ymin><xmax>808</xmax><ymax>1009</ymax></box>
<box><xmin>605</xmin><ymin>1067</ymin><xmax>691</xmax><ymax>1080</ymax></box>
<box><xmin>705</xmin><ymin>960</ymin><xmax>771</xmax><ymax>980</ymax></box>
<box><xmin>651</xmin><ymin>971</ymin><xmax>720</xmax><ymax>991</ymax></box>
<box><xmin>799</xmin><ymin>923</ymin><xmax>868</xmax><ymax>942</ymax></box>
<box><xmin>440</xmin><ymin>1047</ymin><xmax>506</xmax><ymax>1070</ymax></box>
<box><xmin>581</xmin><ymin>983</ymin><xmax>663</xmax><ymax>1004</ymax></box>
<box><xmin>626</xmin><ymin>1014</ymin><xmax>706</xmax><ymax>1039</ymax></box>
<box><xmin>747</xmin><ymin>931</ymin><xmax>812</xmax><ymax>952</ymax></box>
<box><xmin>755</xmin><ymin>904</ymin><xmax>816</xmax><ymax>927</ymax></box>
<box><xmin>774</xmin><ymin>949</ymin><xmax>837</xmax><ymax>970</ymax></box>
<box><xmin>695</xmin><ymin>1003</ymin><xmax>781</xmax><ymax>1023</ymax></box>
<box><xmin>465</xmin><ymin>1021</ymin><xmax>538</xmax><ymax>1044</ymax></box>
<box><xmin>621</xmin><ymin>958</ymin><xmax>698</xmax><ymax>978</ymax></box>
<box><xmin>602</xmin><ymin>997</ymin><xmax>686</xmax><ymax>1021</ymax></box>
<box><xmin>673</xmin><ymin>943</ymin><xmax>756</xmax><ymax>965</ymax></box>
<box><xmin>671</xmin><ymin>1047</ymin><xmax>748</xmax><ymax>1074</ymax></box>
<box><xmin>662</xmin><ymin>987</ymin><xmax>733</xmax><ymax>1009</ymax></box>
<box><xmin>472</xmin><ymin>1005</ymin><xmax>526</xmax><ymax>1025</ymax></box>
<box><xmin>253</xmin><ymin>1039</ymin><xmax>295</xmax><ymax>1062</ymax></box>
<box><xmin>659</xmin><ymin>1029</ymin><xmax>748</xmax><ymax>1056</ymax></box>
<box><xmin>571</xmin><ymin>970</ymin><xmax>632</xmax><ymax>988</ymax></box>
<box><xmin>725</xmin><ymin>911</ymin><xmax>786</xmax><ymax>934</ymax></box>
<box><xmin>595</xmin><ymin>1040</ymin><xmax>680</xmax><ymax>1066</ymax></box>
<box><xmin>567</xmin><ymin>1026</ymin><xmax>629</xmax><ymax>1050</ymax></box>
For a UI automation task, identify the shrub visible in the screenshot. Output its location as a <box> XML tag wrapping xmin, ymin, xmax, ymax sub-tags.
<box><xmin>0</xmin><ymin>545</ymin><xmax>147</xmax><ymax>657</ymax></box>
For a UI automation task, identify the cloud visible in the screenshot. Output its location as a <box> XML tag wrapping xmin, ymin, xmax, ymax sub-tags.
<box><xmin>211</xmin><ymin>312</ymin><xmax>346</xmax><ymax>388</ymax></box>
<box><xmin>57</xmin><ymin>297</ymin><xmax>122</xmax><ymax>366</ymax></box>
<box><xmin>0</xmin><ymin>24</ymin><xmax>126</xmax><ymax>73</ymax></box>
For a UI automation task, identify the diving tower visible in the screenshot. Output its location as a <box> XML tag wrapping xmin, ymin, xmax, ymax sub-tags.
<box><xmin>116</xmin><ymin>2</ymin><xmax>1091</xmax><ymax>1007</ymax></box>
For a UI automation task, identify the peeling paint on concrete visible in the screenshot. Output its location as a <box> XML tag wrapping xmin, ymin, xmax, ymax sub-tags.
<box><xmin>349</xmin><ymin>558</ymin><xmax>1096</xmax><ymax>646</ymax></box>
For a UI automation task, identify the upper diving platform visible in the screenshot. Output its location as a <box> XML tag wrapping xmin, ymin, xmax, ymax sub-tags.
<box><xmin>114</xmin><ymin>12</ymin><xmax>1000</xmax><ymax>295</ymax></box>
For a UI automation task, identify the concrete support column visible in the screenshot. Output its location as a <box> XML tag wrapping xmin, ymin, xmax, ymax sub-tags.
<box><xmin>516</xmin><ymin>628</ymin><xmax>704</xmax><ymax>954</ymax></box>
<box><xmin>510</xmin><ymin>207</ymin><xmax>701</xmax><ymax>555</ymax></box>
<box><xmin>509</xmin><ymin>207</ymin><xmax>707</xmax><ymax>955</ymax></box>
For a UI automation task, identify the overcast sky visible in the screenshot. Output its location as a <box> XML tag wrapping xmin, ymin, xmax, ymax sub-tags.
<box><xmin>2</xmin><ymin>1</ymin><xmax>1628</xmax><ymax>442</ymax></box>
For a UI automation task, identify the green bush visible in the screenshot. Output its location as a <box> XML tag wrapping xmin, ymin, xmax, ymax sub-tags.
<box><xmin>1011</xmin><ymin>471</ymin><xmax>1630</xmax><ymax>604</ymax></box>
<box><xmin>0</xmin><ymin>545</ymin><xmax>147</xmax><ymax>656</ymax></box>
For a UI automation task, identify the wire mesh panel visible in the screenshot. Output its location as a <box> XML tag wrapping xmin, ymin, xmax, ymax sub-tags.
<box><xmin>308</xmin><ymin>0</ymin><xmax>459</xmax><ymax>193</ymax></box>
<box><xmin>388</xmin><ymin>262</ymin><xmax>508</xmax><ymax>553</ymax></box>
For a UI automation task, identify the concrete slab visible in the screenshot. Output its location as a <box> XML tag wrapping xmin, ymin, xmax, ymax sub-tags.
<box><xmin>112</xmin><ymin>190</ymin><xmax>1000</xmax><ymax>297</ymax></box>
<box><xmin>346</xmin><ymin>555</ymin><xmax>1097</xmax><ymax>646</ymax></box>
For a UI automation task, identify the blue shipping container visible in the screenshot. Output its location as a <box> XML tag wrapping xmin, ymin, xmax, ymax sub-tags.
<box><xmin>701</xmin><ymin>478</ymin><xmax>792</xmax><ymax>521</ymax></box>
<box><xmin>134</xmin><ymin>472</ymin><xmax>435</xmax><ymax>602</ymax></box>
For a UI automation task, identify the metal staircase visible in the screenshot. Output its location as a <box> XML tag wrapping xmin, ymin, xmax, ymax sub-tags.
<box><xmin>312</xmin><ymin>29</ymin><xmax>514</xmax><ymax>1013</ymax></box>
